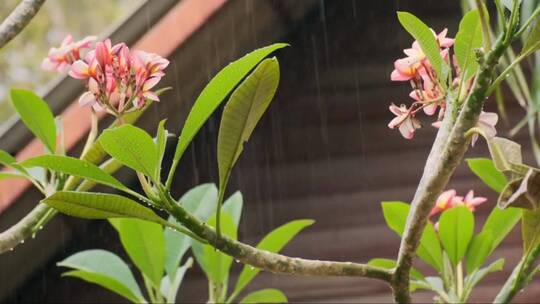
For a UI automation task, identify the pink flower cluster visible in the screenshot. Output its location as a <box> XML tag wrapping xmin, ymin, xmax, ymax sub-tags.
<box><xmin>429</xmin><ymin>189</ymin><xmax>487</xmax><ymax>218</ymax></box>
<box><xmin>42</xmin><ymin>35</ymin><xmax>169</xmax><ymax>116</ymax></box>
<box><xmin>389</xmin><ymin>29</ymin><xmax>497</xmax><ymax>141</ymax></box>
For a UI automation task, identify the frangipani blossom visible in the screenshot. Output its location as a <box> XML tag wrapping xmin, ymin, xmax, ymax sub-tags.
<box><xmin>41</xmin><ymin>35</ymin><xmax>96</xmax><ymax>72</ymax></box>
<box><xmin>461</xmin><ymin>190</ymin><xmax>487</xmax><ymax>212</ymax></box>
<box><xmin>388</xmin><ymin>104</ymin><xmax>421</xmax><ymax>139</ymax></box>
<box><xmin>43</xmin><ymin>34</ymin><xmax>169</xmax><ymax>116</ymax></box>
<box><xmin>429</xmin><ymin>189</ymin><xmax>463</xmax><ymax>218</ymax></box>
<box><xmin>472</xmin><ymin>111</ymin><xmax>498</xmax><ymax>146</ymax></box>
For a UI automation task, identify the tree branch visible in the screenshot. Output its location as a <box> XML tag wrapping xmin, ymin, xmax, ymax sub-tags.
<box><xmin>0</xmin><ymin>0</ymin><xmax>46</xmax><ymax>50</ymax></box>
<box><xmin>164</xmin><ymin>194</ymin><xmax>393</xmax><ymax>282</ymax></box>
<box><xmin>392</xmin><ymin>37</ymin><xmax>510</xmax><ymax>303</ymax></box>
<box><xmin>0</xmin><ymin>203</ymin><xmax>50</xmax><ymax>253</ymax></box>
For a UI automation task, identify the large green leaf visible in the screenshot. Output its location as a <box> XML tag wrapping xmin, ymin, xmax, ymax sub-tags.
<box><xmin>381</xmin><ymin>201</ymin><xmax>443</xmax><ymax>271</ymax></box>
<box><xmin>42</xmin><ymin>191</ymin><xmax>165</xmax><ymax>224</ymax></box>
<box><xmin>501</xmin><ymin>0</ymin><xmax>522</xmax><ymax>11</ymax></box>
<box><xmin>170</xmin><ymin>43</ymin><xmax>288</xmax><ymax>170</ymax></box>
<box><xmin>454</xmin><ymin>9</ymin><xmax>483</xmax><ymax>81</ymax></box>
<box><xmin>160</xmin><ymin>258</ymin><xmax>192</xmax><ymax>303</ymax></box>
<box><xmin>481</xmin><ymin>207</ymin><xmax>521</xmax><ymax>252</ymax></box>
<box><xmin>467</xmin><ymin>158</ymin><xmax>508</xmax><ymax>193</ymax></box>
<box><xmin>465</xmin><ymin>231</ymin><xmax>494</xmax><ymax>273</ymax></box>
<box><xmin>240</xmin><ymin>289</ymin><xmax>287</xmax><ymax>304</ymax></box>
<box><xmin>464</xmin><ymin>258</ymin><xmax>505</xmax><ymax>294</ymax></box>
<box><xmin>222</xmin><ymin>191</ymin><xmax>243</xmax><ymax>227</ymax></box>
<box><xmin>522</xmin><ymin>208</ymin><xmax>540</xmax><ymax>251</ymax></box>
<box><xmin>396</xmin><ymin>12</ymin><xmax>446</xmax><ymax>83</ymax></box>
<box><xmin>10</xmin><ymin>89</ymin><xmax>56</xmax><ymax>153</ymax></box>
<box><xmin>110</xmin><ymin>218</ymin><xmax>165</xmax><ymax>288</ymax></box>
<box><xmin>21</xmin><ymin>155</ymin><xmax>128</xmax><ymax>192</ymax></box>
<box><xmin>217</xmin><ymin>58</ymin><xmax>280</xmax><ymax>209</ymax></box>
<box><xmin>487</xmin><ymin>136</ymin><xmax>523</xmax><ymax>173</ymax></box>
<box><xmin>192</xmin><ymin>213</ymin><xmax>237</xmax><ymax>284</ymax></box>
<box><xmin>0</xmin><ymin>172</ymin><xmax>25</xmax><ymax>180</ymax></box>
<box><xmin>522</xmin><ymin>19</ymin><xmax>540</xmax><ymax>55</ymax></box>
<box><xmin>231</xmin><ymin>220</ymin><xmax>313</xmax><ymax>300</ymax></box>
<box><xmin>438</xmin><ymin>206</ymin><xmax>475</xmax><ymax>266</ymax></box>
<box><xmin>99</xmin><ymin>125</ymin><xmax>158</xmax><ymax>181</ymax></box>
<box><xmin>58</xmin><ymin>249</ymin><xmax>144</xmax><ymax>303</ymax></box>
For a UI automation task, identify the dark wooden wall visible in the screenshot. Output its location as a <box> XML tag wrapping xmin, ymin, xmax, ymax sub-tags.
<box><xmin>4</xmin><ymin>1</ymin><xmax>540</xmax><ymax>303</ymax></box>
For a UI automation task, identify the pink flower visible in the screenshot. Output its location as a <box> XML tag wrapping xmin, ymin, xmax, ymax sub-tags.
<box><xmin>460</xmin><ymin>190</ymin><xmax>487</xmax><ymax>212</ymax></box>
<box><xmin>41</xmin><ymin>35</ymin><xmax>96</xmax><ymax>72</ymax></box>
<box><xmin>430</xmin><ymin>189</ymin><xmax>463</xmax><ymax>217</ymax></box>
<box><xmin>409</xmin><ymin>70</ymin><xmax>444</xmax><ymax>116</ymax></box>
<box><xmin>472</xmin><ymin>111</ymin><xmax>498</xmax><ymax>146</ymax></box>
<box><xmin>436</xmin><ymin>28</ymin><xmax>454</xmax><ymax>48</ymax></box>
<box><xmin>391</xmin><ymin>47</ymin><xmax>425</xmax><ymax>81</ymax></box>
<box><xmin>388</xmin><ymin>104</ymin><xmax>421</xmax><ymax>139</ymax></box>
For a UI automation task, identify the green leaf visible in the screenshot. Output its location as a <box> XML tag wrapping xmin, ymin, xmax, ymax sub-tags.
<box><xmin>180</xmin><ymin>183</ymin><xmax>218</xmax><ymax>222</ymax></box>
<box><xmin>397</xmin><ymin>12</ymin><xmax>446</xmax><ymax>83</ymax></box>
<box><xmin>192</xmin><ymin>213</ymin><xmax>237</xmax><ymax>283</ymax></box>
<box><xmin>155</xmin><ymin>119</ymin><xmax>168</xmax><ymax>180</ymax></box>
<box><xmin>522</xmin><ymin>19</ymin><xmax>540</xmax><ymax>55</ymax></box>
<box><xmin>0</xmin><ymin>172</ymin><xmax>26</xmax><ymax>180</ymax></box>
<box><xmin>42</xmin><ymin>191</ymin><xmax>165</xmax><ymax>224</ymax></box>
<box><xmin>381</xmin><ymin>201</ymin><xmax>443</xmax><ymax>271</ymax></box>
<box><xmin>522</xmin><ymin>208</ymin><xmax>540</xmax><ymax>250</ymax></box>
<box><xmin>454</xmin><ymin>9</ymin><xmax>483</xmax><ymax>80</ymax></box>
<box><xmin>438</xmin><ymin>206</ymin><xmax>475</xmax><ymax>266</ymax></box>
<box><xmin>222</xmin><ymin>191</ymin><xmax>243</xmax><ymax>227</ymax></box>
<box><xmin>217</xmin><ymin>58</ymin><xmax>280</xmax><ymax>207</ymax></box>
<box><xmin>10</xmin><ymin>89</ymin><xmax>56</xmax><ymax>153</ymax></box>
<box><xmin>464</xmin><ymin>258</ymin><xmax>505</xmax><ymax>293</ymax></box>
<box><xmin>58</xmin><ymin>249</ymin><xmax>144</xmax><ymax>303</ymax></box>
<box><xmin>109</xmin><ymin>218</ymin><xmax>165</xmax><ymax>288</ymax></box>
<box><xmin>499</xmin><ymin>169</ymin><xmax>540</xmax><ymax>209</ymax></box>
<box><xmin>367</xmin><ymin>258</ymin><xmax>424</xmax><ymax>281</ymax></box>
<box><xmin>481</xmin><ymin>207</ymin><xmax>521</xmax><ymax>252</ymax></box>
<box><xmin>501</xmin><ymin>0</ymin><xmax>522</xmax><ymax>11</ymax></box>
<box><xmin>231</xmin><ymin>220</ymin><xmax>313</xmax><ymax>300</ymax></box>
<box><xmin>466</xmin><ymin>231</ymin><xmax>494</xmax><ymax>273</ymax></box>
<box><xmin>487</xmin><ymin>136</ymin><xmax>523</xmax><ymax>173</ymax></box>
<box><xmin>21</xmin><ymin>155</ymin><xmax>128</xmax><ymax>192</ymax></box>
<box><xmin>99</xmin><ymin>125</ymin><xmax>158</xmax><ymax>181</ymax></box>
<box><xmin>0</xmin><ymin>149</ymin><xmax>17</xmax><ymax>165</ymax></box>
<box><xmin>160</xmin><ymin>258</ymin><xmax>192</xmax><ymax>303</ymax></box>
<box><xmin>171</xmin><ymin>43</ymin><xmax>288</xmax><ymax>167</ymax></box>
<box><xmin>467</xmin><ymin>158</ymin><xmax>508</xmax><ymax>193</ymax></box>
<box><xmin>240</xmin><ymin>289</ymin><xmax>287</xmax><ymax>304</ymax></box>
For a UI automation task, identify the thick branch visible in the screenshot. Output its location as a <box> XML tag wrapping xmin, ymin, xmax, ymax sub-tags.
<box><xmin>165</xmin><ymin>196</ymin><xmax>393</xmax><ymax>282</ymax></box>
<box><xmin>0</xmin><ymin>0</ymin><xmax>46</xmax><ymax>50</ymax></box>
<box><xmin>392</xmin><ymin>39</ymin><xmax>509</xmax><ymax>303</ymax></box>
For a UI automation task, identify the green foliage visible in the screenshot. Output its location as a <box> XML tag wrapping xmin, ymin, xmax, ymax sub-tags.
<box><xmin>110</xmin><ymin>218</ymin><xmax>165</xmax><ymax>288</ymax></box>
<box><xmin>397</xmin><ymin>12</ymin><xmax>446</xmax><ymax>84</ymax></box>
<box><xmin>466</xmin><ymin>231</ymin><xmax>494</xmax><ymax>273</ymax></box>
<box><xmin>487</xmin><ymin>136</ymin><xmax>523</xmax><ymax>173</ymax></box>
<box><xmin>42</xmin><ymin>191</ymin><xmax>165</xmax><ymax>224</ymax></box>
<box><xmin>58</xmin><ymin>249</ymin><xmax>144</xmax><ymax>303</ymax></box>
<box><xmin>155</xmin><ymin>119</ymin><xmax>168</xmax><ymax>180</ymax></box>
<box><xmin>21</xmin><ymin>155</ymin><xmax>128</xmax><ymax>192</ymax></box>
<box><xmin>455</xmin><ymin>9</ymin><xmax>483</xmax><ymax>80</ymax></box>
<box><xmin>222</xmin><ymin>191</ymin><xmax>243</xmax><ymax>227</ymax></box>
<box><xmin>231</xmin><ymin>220</ymin><xmax>314</xmax><ymax>301</ymax></box>
<box><xmin>170</xmin><ymin>43</ymin><xmax>288</xmax><ymax>174</ymax></box>
<box><xmin>522</xmin><ymin>208</ymin><xmax>540</xmax><ymax>251</ymax></box>
<box><xmin>481</xmin><ymin>207</ymin><xmax>521</xmax><ymax>252</ymax></box>
<box><xmin>463</xmin><ymin>259</ymin><xmax>505</xmax><ymax>296</ymax></box>
<box><xmin>467</xmin><ymin>158</ymin><xmax>508</xmax><ymax>193</ymax></box>
<box><xmin>438</xmin><ymin>206</ymin><xmax>475</xmax><ymax>266</ymax></box>
<box><xmin>160</xmin><ymin>258</ymin><xmax>192</xmax><ymax>303</ymax></box>
<box><xmin>239</xmin><ymin>289</ymin><xmax>287</xmax><ymax>304</ymax></box>
<box><xmin>99</xmin><ymin>125</ymin><xmax>158</xmax><ymax>181</ymax></box>
<box><xmin>382</xmin><ymin>201</ymin><xmax>443</xmax><ymax>271</ymax></box>
<box><xmin>10</xmin><ymin>89</ymin><xmax>56</xmax><ymax>153</ymax></box>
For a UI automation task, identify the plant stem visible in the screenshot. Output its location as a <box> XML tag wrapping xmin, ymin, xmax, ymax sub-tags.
<box><xmin>0</xmin><ymin>0</ymin><xmax>46</xmax><ymax>50</ymax></box>
<box><xmin>494</xmin><ymin>243</ymin><xmax>540</xmax><ymax>303</ymax></box>
<box><xmin>392</xmin><ymin>36</ymin><xmax>510</xmax><ymax>303</ymax></box>
<box><xmin>456</xmin><ymin>262</ymin><xmax>464</xmax><ymax>299</ymax></box>
<box><xmin>0</xmin><ymin>203</ymin><xmax>50</xmax><ymax>253</ymax></box>
<box><xmin>163</xmin><ymin>193</ymin><xmax>393</xmax><ymax>282</ymax></box>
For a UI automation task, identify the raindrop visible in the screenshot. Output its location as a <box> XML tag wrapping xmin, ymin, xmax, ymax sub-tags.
<box><xmin>20</xmin><ymin>239</ymin><xmax>24</xmax><ymax>244</ymax></box>
<box><xmin>39</xmin><ymin>226</ymin><xmax>43</xmax><ymax>230</ymax></box>
<box><xmin>9</xmin><ymin>248</ymin><xmax>13</xmax><ymax>251</ymax></box>
<box><xmin>31</xmin><ymin>233</ymin><xmax>36</xmax><ymax>239</ymax></box>
<box><xmin>249</xmin><ymin>266</ymin><xmax>255</xmax><ymax>270</ymax></box>
<box><xmin>235</xmin><ymin>259</ymin><xmax>240</xmax><ymax>263</ymax></box>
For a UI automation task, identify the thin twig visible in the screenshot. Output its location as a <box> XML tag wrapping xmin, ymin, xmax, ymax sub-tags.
<box><xmin>0</xmin><ymin>0</ymin><xmax>46</xmax><ymax>50</ymax></box>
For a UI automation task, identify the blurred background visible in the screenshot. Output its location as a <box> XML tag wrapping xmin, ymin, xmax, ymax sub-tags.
<box><xmin>0</xmin><ymin>0</ymin><xmax>537</xmax><ymax>302</ymax></box>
